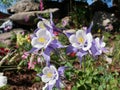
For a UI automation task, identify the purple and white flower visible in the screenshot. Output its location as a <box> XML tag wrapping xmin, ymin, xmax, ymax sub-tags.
<box><xmin>69</xmin><ymin>29</ymin><xmax>93</xmax><ymax>51</ymax></box>
<box><xmin>30</xmin><ymin>13</ymin><xmax>64</xmax><ymax>65</ymax></box>
<box><xmin>37</xmin><ymin>13</ymin><xmax>62</xmax><ymax>35</ymax></box>
<box><xmin>30</xmin><ymin>29</ymin><xmax>63</xmax><ymax>65</ymax></box>
<box><xmin>66</xmin><ymin>22</ymin><xmax>93</xmax><ymax>61</ymax></box>
<box><xmin>37</xmin><ymin>19</ymin><xmax>52</xmax><ymax>30</ymax></box>
<box><xmin>31</xmin><ymin>29</ymin><xmax>53</xmax><ymax>49</ymax></box>
<box><xmin>38</xmin><ymin>65</ymin><xmax>66</xmax><ymax>90</ymax></box>
<box><xmin>41</xmin><ymin>65</ymin><xmax>59</xmax><ymax>84</ymax></box>
<box><xmin>90</xmin><ymin>37</ymin><xmax>106</xmax><ymax>57</ymax></box>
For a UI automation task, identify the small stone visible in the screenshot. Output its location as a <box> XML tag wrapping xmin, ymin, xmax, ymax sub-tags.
<box><xmin>0</xmin><ymin>73</ymin><xmax>7</xmax><ymax>87</ymax></box>
<box><xmin>104</xmin><ymin>55</ymin><xmax>112</xmax><ymax>64</ymax></box>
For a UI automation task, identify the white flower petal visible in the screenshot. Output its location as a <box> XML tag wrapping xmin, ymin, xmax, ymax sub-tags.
<box><xmin>72</xmin><ymin>43</ymin><xmax>81</xmax><ymax>49</ymax></box>
<box><xmin>33</xmin><ymin>30</ymin><xmax>53</xmax><ymax>49</ymax></box>
<box><xmin>69</xmin><ymin>35</ymin><xmax>77</xmax><ymax>44</ymax></box>
<box><xmin>50</xmin><ymin>65</ymin><xmax>57</xmax><ymax>73</ymax></box>
<box><xmin>82</xmin><ymin>33</ymin><xmax>93</xmax><ymax>51</ymax></box>
<box><xmin>31</xmin><ymin>37</ymin><xmax>43</xmax><ymax>49</ymax></box>
<box><xmin>76</xmin><ymin>30</ymin><xmax>86</xmax><ymax>44</ymax></box>
<box><xmin>43</xmin><ymin>20</ymin><xmax>52</xmax><ymax>28</ymax></box>
<box><xmin>36</xmin><ymin>29</ymin><xmax>46</xmax><ymax>37</ymax></box>
<box><xmin>42</xmin><ymin>66</ymin><xmax>51</xmax><ymax>75</ymax></box>
<box><xmin>49</xmin><ymin>79</ymin><xmax>56</xmax><ymax>85</ymax></box>
<box><xmin>44</xmin><ymin>31</ymin><xmax>53</xmax><ymax>48</ymax></box>
<box><xmin>41</xmin><ymin>75</ymin><xmax>51</xmax><ymax>83</ymax></box>
<box><xmin>50</xmin><ymin>65</ymin><xmax>59</xmax><ymax>80</ymax></box>
<box><xmin>101</xmin><ymin>42</ymin><xmax>106</xmax><ymax>48</ymax></box>
<box><xmin>76</xmin><ymin>30</ymin><xmax>86</xmax><ymax>39</ymax></box>
<box><xmin>37</xmin><ymin>21</ymin><xmax>46</xmax><ymax>29</ymax></box>
<box><xmin>95</xmin><ymin>37</ymin><xmax>105</xmax><ymax>48</ymax></box>
<box><xmin>42</xmin><ymin>83</ymin><xmax>48</xmax><ymax>90</ymax></box>
<box><xmin>82</xmin><ymin>43</ymin><xmax>92</xmax><ymax>51</ymax></box>
<box><xmin>86</xmin><ymin>33</ymin><xmax>93</xmax><ymax>43</ymax></box>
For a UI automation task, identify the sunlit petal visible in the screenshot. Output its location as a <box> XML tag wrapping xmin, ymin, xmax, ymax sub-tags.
<box><xmin>41</xmin><ymin>75</ymin><xmax>51</xmax><ymax>83</ymax></box>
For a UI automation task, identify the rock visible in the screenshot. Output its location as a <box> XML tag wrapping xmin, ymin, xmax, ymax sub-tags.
<box><xmin>0</xmin><ymin>73</ymin><xmax>7</xmax><ymax>87</ymax></box>
<box><xmin>0</xmin><ymin>28</ymin><xmax>25</xmax><ymax>46</ymax></box>
<box><xmin>7</xmin><ymin>0</ymin><xmax>39</xmax><ymax>14</ymax></box>
<box><xmin>104</xmin><ymin>55</ymin><xmax>112</xmax><ymax>64</ymax></box>
<box><xmin>9</xmin><ymin>8</ymin><xmax>59</xmax><ymax>26</ymax></box>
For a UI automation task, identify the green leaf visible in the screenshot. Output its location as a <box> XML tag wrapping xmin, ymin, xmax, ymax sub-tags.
<box><xmin>72</xmin><ymin>86</ymin><xmax>78</xmax><ymax>90</ymax></box>
<box><xmin>98</xmin><ymin>86</ymin><xmax>103</xmax><ymax>90</ymax></box>
<box><xmin>34</xmin><ymin>77</ymin><xmax>41</xmax><ymax>82</ymax></box>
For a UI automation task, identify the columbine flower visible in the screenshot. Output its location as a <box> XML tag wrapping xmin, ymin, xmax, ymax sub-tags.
<box><xmin>38</xmin><ymin>65</ymin><xmax>66</xmax><ymax>90</ymax></box>
<box><xmin>37</xmin><ymin>19</ymin><xmax>52</xmax><ymax>30</ymax></box>
<box><xmin>30</xmin><ymin>13</ymin><xmax>63</xmax><ymax>65</ymax></box>
<box><xmin>69</xmin><ymin>30</ymin><xmax>93</xmax><ymax>51</ymax></box>
<box><xmin>90</xmin><ymin>37</ymin><xmax>106</xmax><ymax>57</ymax></box>
<box><xmin>30</xmin><ymin>14</ymin><xmax>63</xmax><ymax>65</ymax></box>
<box><xmin>37</xmin><ymin>13</ymin><xmax>61</xmax><ymax>36</ymax></box>
<box><xmin>41</xmin><ymin>65</ymin><xmax>59</xmax><ymax>90</ymax></box>
<box><xmin>41</xmin><ymin>65</ymin><xmax>59</xmax><ymax>84</ymax></box>
<box><xmin>67</xmin><ymin>22</ymin><xmax>93</xmax><ymax>61</ymax></box>
<box><xmin>31</xmin><ymin>29</ymin><xmax>53</xmax><ymax>49</ymax></box>
<box><xmin>30</xmin><ymin>29</ymin><xmax>63</xmax><ymax>65</ymax></box>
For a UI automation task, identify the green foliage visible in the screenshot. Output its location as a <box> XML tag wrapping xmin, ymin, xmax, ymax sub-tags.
<box><xmin>0</xmin><ymin>42</ymin><xmax>7</xmax><ymax>48</ymax></box>
<box><xmin>0</xmin><ymin>85</ymin><xmax>10</xmax><ymax>90</ymax></box>
<box><xmin>112</xmin><ymin>35</ymin><xmax>120</xmax><ymax>64</ymax></box>
<box><xmin>63</xmin><ymin>55</ymin><xmax>120</xmax><ymax>90</ymax></box>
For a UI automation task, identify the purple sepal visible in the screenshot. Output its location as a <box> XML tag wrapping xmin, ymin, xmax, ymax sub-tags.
<box><xmin>50</xmin><ymin>12</ymin><xmax>54</xmax><ymax>25</ymax></box>
<box><xmin>58</xmin><ymin>66</ymin><xmax>66</xmax><ymax>77</ymax></box>
<box><xmin>76</xmin><ymin>50</ymin><xmax>88</xmax><ymax>62</ymax></box>
<box><xmin>29</xmin><ymin>47</ymin><xmax>38</xmax><ymax>53</ymax></box>
<box><xmin>37</xmin><ymin>15</ymin><xmax>44</xmax><ymax>20</ymax></box>
<box><xmin>42</xmin><ymin>47</ymin><xmax>53</xmax><ymax>66</ymax></box>
<box><xmin>90</xmin><ymin>43</ymin><xmax>100</xmax><ymax>57</ymax></box>
<box><xmin>56</xmin><ymin>79</ymin><xmax>61</xmax><ymax>90</ymax></box>
<box><xmin>53</xmin><ymin>26</ymin><xmax>62</xmax><ymax>33</ymax></box>
<box><xmin>30</xmin><ymin>34</ymin><xmax>35</xmax><ymax>39</ymax></box>
<box><xmin>64</xmin><ymin>32</ymin><xmax>74</xmax><ymax>38</ymax></box>
<box><xmin>47</xmin><ymin>84</ymin><xmax>54</xmax><ymax>90</ymax></box>
<box><xmin>37</xmin><ymin>73</ymin><xmax>43</xmax><ymax>77</ymax></box>
<box><xmin>86</xmin><ymin>21</ymin><xmax>93</xmax><ymax>34</ymax></box>
<box><xmin>34</xmin><ymin>28</ymin><xmax>39</xmax><ymax>33</ymax></box>
<box><xmin>50</xmin><ymin>39</ymin><xmax>64</xmax><ymax>49</ymax></box>
<box><xmin>66</xmin><ymin>45</ymin><xmax>78</xmax><ymax>54</ymax></box>
<box><xmin>102</xmin><ymin>47</ymin><xmax>108</xmax><ymax>53</ymax></box>
<box><xmin>44</xmin><ymin>23</ymin><xmax>52</xmax><ymax>31</ymax></box>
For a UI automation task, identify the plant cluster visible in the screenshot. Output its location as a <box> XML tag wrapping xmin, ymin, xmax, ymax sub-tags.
<box><xmin>21</xmin><ymin>13</ymin><xmax>111</xmax><ymax>90</ymax></box>
<box><xmin>0</xmin><ymin>12</ymin><xmax>120</xmax><ymax>90</ymax></box>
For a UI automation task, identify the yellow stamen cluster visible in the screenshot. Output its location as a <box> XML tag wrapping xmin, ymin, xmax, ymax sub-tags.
<box><xmin>47</xmin><ymin>72</ymin><xmax>53</xmax><ymax>78</ymax></box>
<box><xmin>38</xmin><ymin>37</ymin><xmax>46</xmax><ymax>43</ymax></box>
<box><xmin>78</xmin><ymin>37</ymin><xmax>84</xmax><ymax>43</ymax></box>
